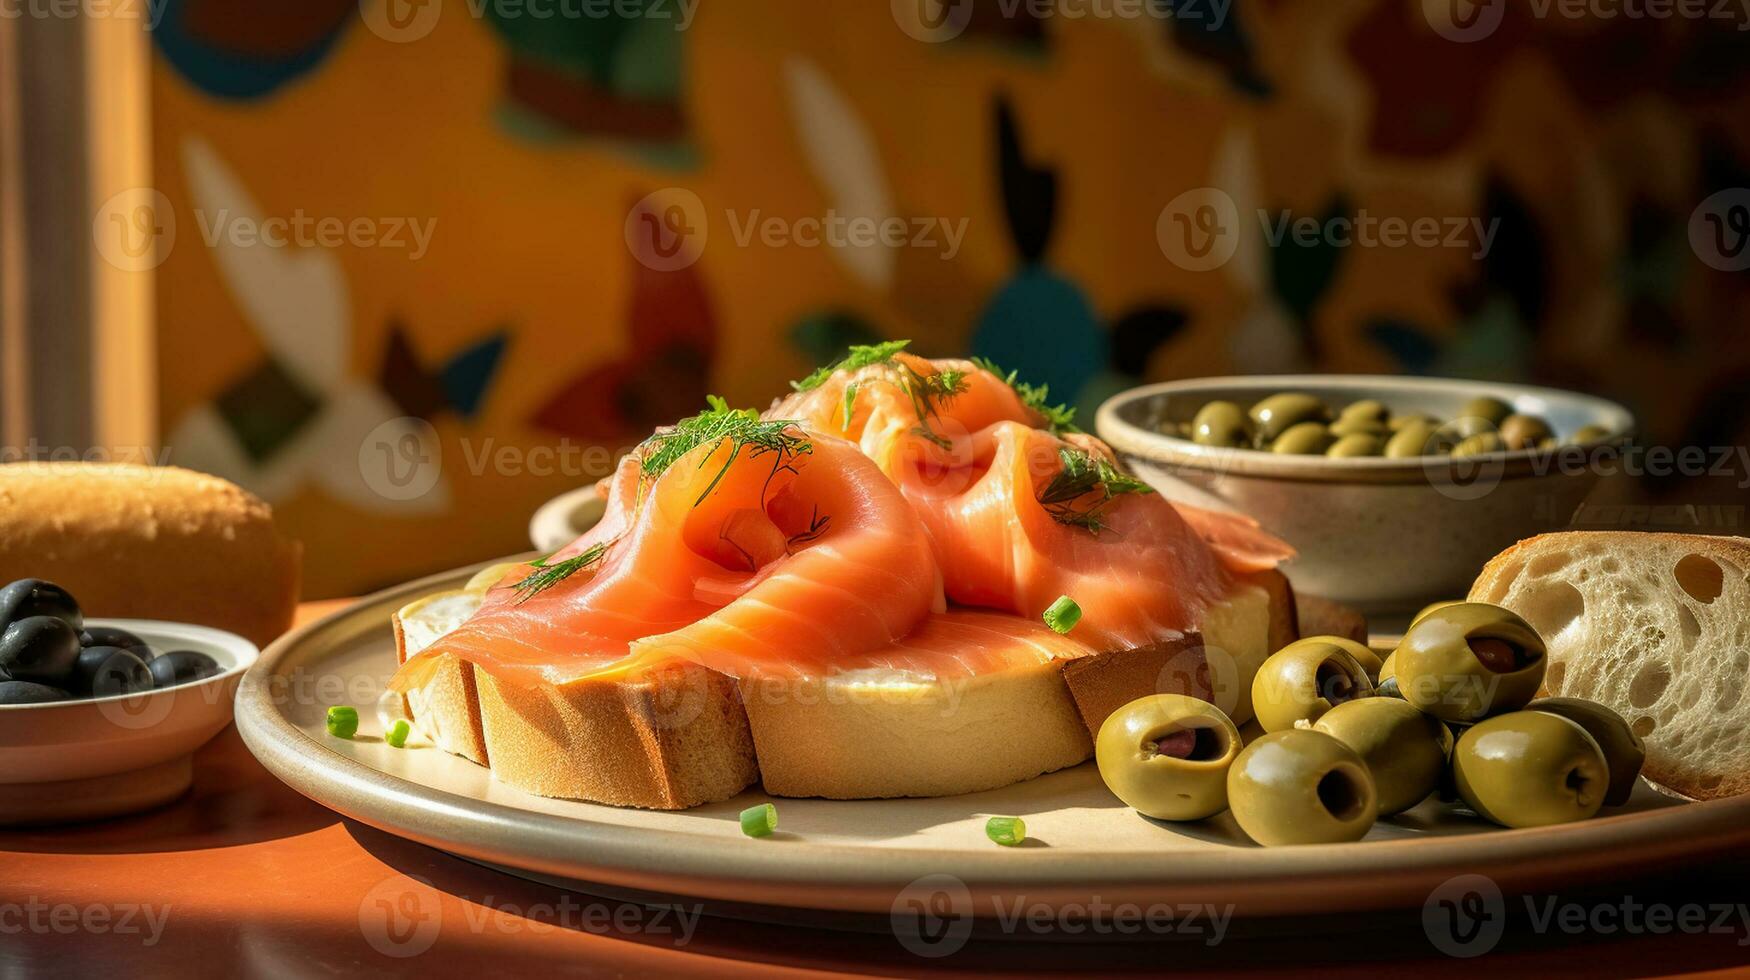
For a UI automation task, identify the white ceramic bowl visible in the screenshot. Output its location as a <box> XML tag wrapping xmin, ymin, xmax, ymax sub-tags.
<box><xmin>1096</xmin><ymin>375</ymin><xmax>1636</xmax><ymax>614</ymax></box>
<box><xmin>529</xmin><ymin>484</ymin><xmax>607</xmax><ymax>552</ymax></box>
<box><xmin>0</xmin><ymin>619</ymin><xmax>258</xmax><ymax>824</ymax></box>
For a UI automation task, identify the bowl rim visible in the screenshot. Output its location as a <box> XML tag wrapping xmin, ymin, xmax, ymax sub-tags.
<box><xmin>1096</xmin><ymin>374</ymin><xmax>1638</xmax><ymax>485</ymax></box>
<box><xmin>0</xmin><ymin>617</ymin><xmax>258</xmax><ymax>713</ymax></box>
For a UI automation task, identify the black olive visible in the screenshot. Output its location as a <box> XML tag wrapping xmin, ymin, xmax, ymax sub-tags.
<box><xmin>80</xmin><ymin>625</ymin><xmax>154</xmax><ymax>661</ymax></box>
<box><xmin>0</xmin><ymin>579</ymin><xmax>83</xmax><ymax>632</ymax></box>
<box><xmin>0</xmin><ymin>680</ymin><xmax>72</xmax><ymax>705</ymax></box>
<box><xmin>148</xmin><ymin>650</ymin><xmax>222</xmax><ymax>689</ymax></box>
<box><xmin>73</xmin><ymin>646</ymin><xmax>155</xmax><ymax>697</ymax></box>
<box><xmin>0</xmin><ymin>616</ymin><xmax>83</xmax><ymax>686</ymax></box>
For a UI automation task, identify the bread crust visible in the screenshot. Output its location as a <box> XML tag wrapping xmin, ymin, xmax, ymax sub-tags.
<box><xmin>0</xmin><ymin>463</ymin><xmax>300</xmax><ymax>646</ymax></box>
<box><xmin>1471</xmin><ymin>531</ymin><xmax>1750</xmax><ymax>802</ymax></box>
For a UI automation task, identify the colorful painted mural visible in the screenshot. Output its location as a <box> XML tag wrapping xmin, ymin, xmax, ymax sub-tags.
<box><xmin>149</xmin><ymin>0</ymin><xmax>1750</xmax><ymax>596</ymax></box>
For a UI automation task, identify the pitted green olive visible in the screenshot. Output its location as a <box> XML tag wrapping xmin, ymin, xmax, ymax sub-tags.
<box><xmin>1384</xmin><ymin>420</ymin><xmax>1446</xmax><ymax>458</ymax></box>
<box><xmin>1388</xmin><ymin>413</ymin><xmax>1439</xmax><ymax>433</ymax></box>
<box><xmin>1270</xmin><ymin>422</ymin><xmax>1334</xmax><ymax>455</ymax></box>
<box><xmin>1452</xmin><ymin>711</ymin><xmax>1609</xmax><ymax>828</ymax></box>
<box><xmin>1329</xmin><ymin>415</ymin><xmax>1387</xmax><ymax>439</ymax></box>
<box><xmin>1249</xmin><ymin>393</ymin><xmax>1329</xmax><ymax>442</ymax></box>
<box><xmin>1192</xmin><ymin>401</ymin><xmax>1252</xmax><ymax>448</ymax></box>
<box><xmin>1498</xmin><ymin>414</ymin><xmax>1554</xmax><ymax>451</ymax></box>
<box><xmin>1459</xmin><ymin>396</ymin><xmax>1514</xmax><ymax>427</ymax></box>
<box><xmin>1227</xmin><ymin>729</ymin><xmax>1378</xmax><ymax>845</ymax></box>
<box><xmin>1250</xmin><ymin>638</ymin><xmax>1374</xmax><ymax>733</ymax></box>
<box><xmin>1377</xmin><ymin>650</ymin><xmax>1397</xmax><ymax>683</ymax></box>
<box><xmin>1568</xmin><ymin>424</ymin><xmax>1612</xmax><ymax>446</ymax></box>
<box><xmin>1095</xmin><ymin>694</ymin><xmax>1242</xmax><ymax>821</ymax></box>
<box><xmin>1314</xmin><ymin>697</ymin><xmax>1452</xmax><ymax>815</ymax></box>
<box><xmin>1411</xmin><ymin>600</ymin><xmax>1462</xmax><ymax>626</ymax></box>
<box><xmin>1528</xmin><ymin>697</ymin><xmax>1645</xmax><ymax>806</ymax></box>
<box><xmin>1451</xmin><ymin>432</ymin><xmax>1505</xmax><ymax>457</ymax></box>
<box><xmin>1393</xmin><ymin>602</ymin><xmax>1547</xmax><ymax>723</ymax></box>
<box><xmin>1326</xmin><ymin>433</ymin><xmax>1383</xmax><ymax>458</ymax></box>
<box><xmin>1337</xmin><ymin>399</ymin><xmax>1389</xmax><ymax>425</ymax></box>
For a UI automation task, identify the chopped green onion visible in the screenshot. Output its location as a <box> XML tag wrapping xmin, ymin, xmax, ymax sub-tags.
<box><xmin>386</xmin><ymin>718</ymin><xmax>412</xmax><ymax>748</ymax></box>
<box><xmin>326</xmin><ymin>705</ymin><xmax>359</xmax><ymax>739</ymax></box>
<box><xmin>1043</xmin><ymin>595</ymin><xmax>1082</xmax><ymax>635</ymax></box>
<box><xmin>740</xmin><ymin>803</ymin><xmax>778</xmax><ymax>838</ymax></box>
<box><xmin>986</xmin><ymin>815</ymin><xmax>1027</xmax><ymax>847</ymax></box>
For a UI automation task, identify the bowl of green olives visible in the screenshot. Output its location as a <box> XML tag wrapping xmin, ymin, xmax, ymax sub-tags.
<box><xmin>1095</xmin><ymin>376</ymin><xmax>1634</xmax><ymax>613</ymax></box>
<box><xmin>0</xmin><ymin>578</ymin><xmax>259</xmax><ymax>825</ymax></box>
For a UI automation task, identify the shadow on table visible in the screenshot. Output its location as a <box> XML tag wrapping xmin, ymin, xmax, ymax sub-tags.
<box><xmin>344</xmin><ymin>818</ymin><xmax>1750</xmax><ymax>976</ymax></box>
<box><xmin>0</xmin><ymin>726</ymin><xmax>339</xmax><ymax>855</ymax></box>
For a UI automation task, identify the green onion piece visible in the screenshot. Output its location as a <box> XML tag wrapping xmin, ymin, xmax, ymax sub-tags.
<box><xmin>1043</xmin><ymin>595</ymin><xmax>1082</xmax><ymax>635</ymax></box>
<box><xmin>326</xmin><ymin>705</ymin><xmax>359</xmax><ymax>740</ymax></box>
<box><xmin>386</xmin><ymin>718</ymin><xmax>412</xmax><ymax>748</ymax></box>
<box><xmin>986</xmin><ymin>815</ymin><xmax>1027</xmax><ymax>847</ymax></box>
<box><xmin>739</xmin><ymin>803</ymin><xmax>778</xmax><ymax>838</ymax></box>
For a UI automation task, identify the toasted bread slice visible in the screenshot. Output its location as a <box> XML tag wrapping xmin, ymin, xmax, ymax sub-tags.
<box><xmin>396</xmin><ymin>577</ymin><xmax>1289</xmax><ymax>806</ymax></box>
<box><xmin>1470</xmin><ymin>532</ymin><xmax>1750</xmax><ymax>801</ymax></box>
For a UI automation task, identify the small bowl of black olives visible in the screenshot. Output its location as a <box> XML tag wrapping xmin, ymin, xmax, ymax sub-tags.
<box><xmin>0</xmin><ymin>578</ymin><xmax>259</xmax><ymax>825</ymax></box>
<box><xmin>1096</xmin><ymin>376</ymin><xmax>1635</xmax><ymax>614</ymax></box>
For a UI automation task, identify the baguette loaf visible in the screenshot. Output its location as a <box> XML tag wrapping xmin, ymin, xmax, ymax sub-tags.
<box><xmin>0</xmin><ymin>462</ymin><xmax>300</xmax><ymax>646</ymax></box>
<box><xmin>1470</xmin><ymin>531</ymin><xmax>1750</xmax><ymax>801</ymax></box>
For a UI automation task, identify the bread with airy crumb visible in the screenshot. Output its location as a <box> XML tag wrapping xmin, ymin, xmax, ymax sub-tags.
<box><xmin>1470</xmin><ymin>531</ymin><xmax>1750</xmax><ymax>802</ymax></box>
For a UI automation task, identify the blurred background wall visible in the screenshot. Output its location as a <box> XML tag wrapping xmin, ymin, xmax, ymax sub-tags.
<box><xmin>89</xmin><ymin>0</ymin><xmax>1749</xmax><ymax>595</ymax></box>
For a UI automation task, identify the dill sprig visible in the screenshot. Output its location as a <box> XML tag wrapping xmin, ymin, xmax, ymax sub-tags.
<box><xmin>640</xmin><ymin>396</ymin><xmax>812</xmax><ymax>506</ymax></box>
<box><xmin>971</xmin><ymin>356</ymin><xmax>1079</xmax><ymax>434</ymax></box>
<box><xmin>512</xmin><ymin>542</ymin><xmax>609</xmax><ymax>602</ymax></box>
<box><xmin>1038</xmin><ymin>446</ymin><xmax>1154</xmax><ymax>533</ymax></box>
<box><xmin>792</xmin><ymin>339</ymin><xmax>968</xmax><ymax>437</ymax></box>
<box><xmin>791</xmin><ymin>339</ymin><xmax>912</xmax><ymax>392</ymax></box>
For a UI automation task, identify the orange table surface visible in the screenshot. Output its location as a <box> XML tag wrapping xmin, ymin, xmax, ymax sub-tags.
<box><xmin>4</xmin><ymin>601</ymin><xmax>1750</xmax><ymax>978</ymax></box>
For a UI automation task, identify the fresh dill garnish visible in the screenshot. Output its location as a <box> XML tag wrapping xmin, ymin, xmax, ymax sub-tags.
<box><xmin>792</xmin><ymin>339</ymin><xmax>967</xmax><ymax>438</ymax></box>
<box><xmin>971</xmin><ymin>356</ymin><xmax>1079</xmax><ymax>434</ymax></box>
<box><xmin>639</xmin><ymin>398</ymin><xmax>812</xmax><ymax>506</ymax></box>
<box><xmin>791</xmin><ymin>340</ymin><xmax>912</xmax><ymax>392</ymax></box>
<box><xmin>512</xmin><ymin>542</ymin><xmax>609</xmax><ymax>602</ymax></box>
<box><xmin>1038</xmin><ymin>446</ymin><xmax>1154</xmax><ymax>533</ymax></box>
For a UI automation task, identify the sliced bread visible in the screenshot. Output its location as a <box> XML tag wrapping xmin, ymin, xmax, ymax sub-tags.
<box><xmin>1470</xmin><ymin>532</ymin><xmax>1750</xmax><ymax>801</ymax></box>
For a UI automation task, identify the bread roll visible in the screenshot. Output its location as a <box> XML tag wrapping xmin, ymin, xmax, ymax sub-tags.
<box><xmin>1470</xmin><ymin>531</ymin><xmax>1750</xmax><ymax>801</ymax></box>
<box><xmin>0</xmin><ymin>463</ymin><xmax>301</xmax><ymax>646</ymax></box>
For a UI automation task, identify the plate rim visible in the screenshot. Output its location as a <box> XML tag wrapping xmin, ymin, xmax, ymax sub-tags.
<box><xmin>236</xmin><ymin>562</ymin><xmax>1750</xmax><ymax>916</ymax></box>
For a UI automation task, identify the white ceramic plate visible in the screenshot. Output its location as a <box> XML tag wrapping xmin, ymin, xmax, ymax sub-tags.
<box><xmin>0</xmin><ymin>619</ymin><xmax>258</xmax><ymax>823</ymax></box>
<box><xmin>235</xmin><ymin>565</ymin><xmax>1750</xmax><ymax>918</ymax></box>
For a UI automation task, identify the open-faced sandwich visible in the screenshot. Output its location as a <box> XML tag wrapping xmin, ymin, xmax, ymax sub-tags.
<box><xmin>390</xmin><ymin>344</ymin><xmax>1297</xmax><ymax>809</ymax></box>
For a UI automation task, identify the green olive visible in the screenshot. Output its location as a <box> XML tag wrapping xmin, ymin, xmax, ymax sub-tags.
<box><xmin>1388</xmin><ymin>413</ymin><xmax>1439</xmax><ymax>433</ymax></box>
<box><xmin>1459</xmin><ymin>396</ymin><xmax>1514</xmax><ymax>427</ymax></box>
<box><xmin>1270</xmin><ymin>422</ymin><xmax>1333</xmax><ymax>455</ymax></box>
<box><xmin>1337</xmin><ymin>399</ymin><xmax>1390</xmax><ymax>425</ymax></box>
<box><xmin>1192</xmin><ymin>401</ymin><xmax>1252</xmax><ymax>448</ymax></box>
<box><xmin>1095</xmin><ymin>694</ymin><xmax>1241</xmax><ymax>821</ymax></box>
<box><xmin>1568</xmin><ymin>424</ymin><xmax>1612</xmax><ymax>446</ymax></box>
<box><xmin>1498</xmin><ymin>414</ymin><xmax>1554</xmax><ymax>451</ymax></box>
<box><xmin>1394</xmin><ymin>602</ymin><xmax>1547</xmax><ymax>723</ymax></box>
<box><xmin>1452</xmin><ymin>711</ymin><xmax>1609</xmax><ymax>828</ymax></box>
<box><xmin>1227</xmin><ymin>729</ymin><xmax>1378</xmax><ymax>845</ymax></box>
<box><xmin>1527</xmin><ymin>697</ymin><xmax>1645</xmax><ymax>807</ymax></box>
<box><xmin>1326</xmin><ymin>433</ymin><xmax>1383</xmax><ymax>458</ymax></box>
<box><xmin>1442</xmin><ymin>415</ymin><xmax>1495</xmax><ymax>442</ymax></box>
<box><xmin>1314</xmin><ymin>698</ymin><xmax>1452</xmax><ymax>816</ymax></box>
<box><xmin>1329</xmin><ymin>415</ymin><xmax>1388</xmax><ymax>438</ymax></box>
<box><xmin>1451</xmin><ymin>432</ymin><xmax>1505</xmax><ymax>457</ymax></box>
<box><xmin>1410</xmin><ymin>600</ymin><xmax>1462</xmax><ymax>626</ymax></box>
<box><xmin>1249</xmin><ymin>393</ymin><xmax>1329</xmax><ymax>442</ymax></box>
<box><xmin>1384</xmin><ymin>420</ymin><xmax>1446</xmax><ymax>458</ymax></box>
<box><xmin>1250</xmin><ymin>639</ymin><xmax>1375</xmax><ymax>733</ymax></box>
<box><xmin>1377</xmin><ymin>650</ymin><xmax>1397</xmax><ymax>683</ymax></box>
